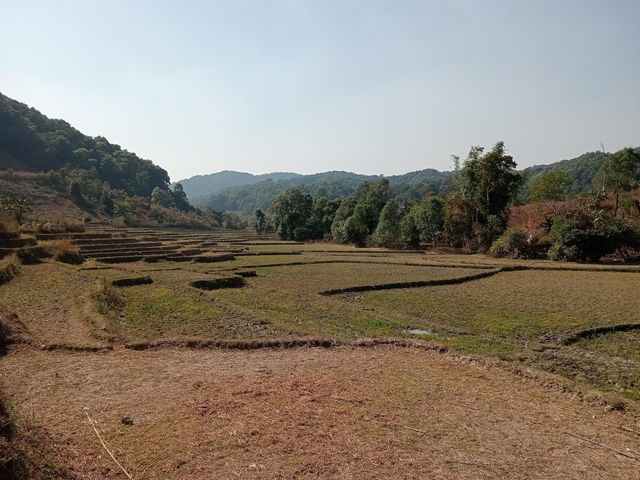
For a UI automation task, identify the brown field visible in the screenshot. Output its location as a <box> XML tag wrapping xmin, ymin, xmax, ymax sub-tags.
<box><xmin>1</xmin><ymin>227</ymin><xmax>639</xmax><ymax>479</ymax></box>
<box><xmin>3</xmin><ymin>345</ymin><xmax>640</xmax><ymax>480</ymax></box>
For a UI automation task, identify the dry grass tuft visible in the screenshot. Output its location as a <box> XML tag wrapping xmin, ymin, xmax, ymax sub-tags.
<box><xmin>0</xmin><ymin>220</ymin><xmax>20</xmax><ymax>239</ymax></box>
<box><xmin>94</xmin><ymin>280</ymin><xmax>125</xmax><ymax>315</ymax></box>
<box><xmin>31</xmin><ymin>220</ymin><xmax>85</xmax><ymax>234</ymax></box>
<box><xmin>0</xmin><ymin>256</ymin><xmax>21</xmax><ymax>285</ymax></box>
<box><xmin>44</xmin><ymin>239</ymin><xmax>84</xmax><ymax>265</ymax></box>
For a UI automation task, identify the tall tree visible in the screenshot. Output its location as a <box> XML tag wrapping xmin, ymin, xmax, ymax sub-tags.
<box><xmin>372</xmin><ymin>199</ymin><xmax>401</xmax><ymax>248</ymax></box>
<box><xmin>459</xmin><ymin>141</ymin><xmax>521</xmax><ymax>223</ymax></box>
<box><xmin>597</xmin><ymin>147</ymin><xmax>640</xmax><ymax>217</ymax></box>
<box><xmin>269</xmin><ymin>187</ymin><xmax>313</xmax><ymax>240</ymax></box>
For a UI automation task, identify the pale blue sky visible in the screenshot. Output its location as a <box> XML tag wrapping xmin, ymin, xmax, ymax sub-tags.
<box><xmin>2</xmin><ymin>0</ymin><xmax>639</xmax><ymax>181</ymax></box>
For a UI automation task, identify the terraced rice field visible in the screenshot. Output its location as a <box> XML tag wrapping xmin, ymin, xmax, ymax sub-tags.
<box><xmin>1</xmin><ymin>227</ymin><xmax>639</xmax><ymax>479</ymax></box>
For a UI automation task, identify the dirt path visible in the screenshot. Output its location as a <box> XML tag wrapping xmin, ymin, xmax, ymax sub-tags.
<box><xmin>1</xmin><ymin>345</ymin><xmax>639</xmax><ymax>479</ymax></box>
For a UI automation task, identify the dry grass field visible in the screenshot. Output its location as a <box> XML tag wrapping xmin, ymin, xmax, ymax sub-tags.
<box><xmin>1</xmin><ymin>228</ymin><xmax>639</xmax><ymax>479</ymax></box>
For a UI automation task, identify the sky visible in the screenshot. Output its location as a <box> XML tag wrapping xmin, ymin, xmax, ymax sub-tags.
<box><xmin>1</xmin><ymin>0</ymin><xmax>639</xmax><ymax>182</ymax></box>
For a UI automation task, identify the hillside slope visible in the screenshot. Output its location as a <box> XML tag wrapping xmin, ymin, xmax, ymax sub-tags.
<box><xmin>176</xmin><ymin>170</ymin><xmax>301</xmax><ymax>200</ymax></box>
<box><xmin>0</xmin><ymin>92</ymin><xmax>169</xmax><ymax>197</ymax></box>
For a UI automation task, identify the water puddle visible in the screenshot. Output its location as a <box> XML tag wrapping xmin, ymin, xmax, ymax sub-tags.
<box><xmin>405</xmin><ymin>328</ymin><xmax>433</xmax><ymax>335</ymax></box>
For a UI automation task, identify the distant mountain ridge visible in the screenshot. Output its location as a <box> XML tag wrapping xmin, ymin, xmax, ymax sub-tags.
<box><xmin>174</xmin><ymin>170</ymin><xmax>302</xmax><ymax>199</ymax></box>
<box><xmin>177</xmin><ymin>150</ymin><xmax>638</xmax><ymax>213</ymax></box>
<box><xmin>178</xmin><ymin>168</ymin><xmax>452</xmax><ymax>212</ymax></box>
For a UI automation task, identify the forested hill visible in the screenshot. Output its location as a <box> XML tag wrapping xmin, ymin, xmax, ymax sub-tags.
<box><xmin>180</xmin><ymin>149</ymin><xmax>630</xmax><ymax>213</ymax></box>
<box><xmin>520</xmin><ymin>151</ymin><xmax>611</xmax><ymax>196</ymax></box>
<box><xmin>175</xmin><ymin>170</ymin><xmax>301</xmax><ymax>199</ymax></box>
<box><xmin>181</xmin><ymin>169</ymin><xmax>451</xmax><ymax>213</ymax></box>
<box><xmin>0</xmin><ymin>92</ymin><xmax>170</xmax><ymax>196</ymax></box>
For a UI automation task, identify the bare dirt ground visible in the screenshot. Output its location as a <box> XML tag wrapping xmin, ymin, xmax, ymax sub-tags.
<box><xmin>2</xmin><ymin>344</ymin><xmax>639</xmax><ymax>480</ymax></box>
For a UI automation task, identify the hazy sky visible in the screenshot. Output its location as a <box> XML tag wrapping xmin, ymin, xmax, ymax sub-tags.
<box><xmin>2</xmin><ymin>0</ymin><xmax>639</xmax><ymax>181</ymax></box>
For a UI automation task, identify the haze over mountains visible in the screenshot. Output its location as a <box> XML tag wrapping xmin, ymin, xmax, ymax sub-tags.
<box><xmin>177</xmin><ymin>151</ymin><xmax>614</xmax><ymax>213</ymax></box>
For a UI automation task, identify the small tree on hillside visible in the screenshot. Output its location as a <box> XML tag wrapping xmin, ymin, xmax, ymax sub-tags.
<box><xmin>530</xmin><ymin>171</ymin><xmax>570</xmax><ymax>203</ymax></box>
<box><xmin>0</xmin><ymin>195</ymin><xmax>31</xmax><ymax>224</ymax></box>
<box><xmin>596</xmin><ymin>147</ymin><xmax>640</xmax><ymax>217</ymax></box>
<box><xmin>151</xmin><ymin>187</ymin><xmax>176</xmax><ymax>208</ymax></box>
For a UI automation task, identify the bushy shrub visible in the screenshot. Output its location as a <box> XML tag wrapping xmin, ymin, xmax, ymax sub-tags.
<box><xmin>489</xmin><ymin>228</ymin><xmax>534</xmax><ymax>258</ymax></box>
<box><xmin>548</xmin><ymin>215</ymin><xmax>640</xmax><ymax>262</ymax></box>
<box><xmin>0</xmin><ymin>221</ymin><xmax>19</xmax><ymax>239</ymax></box>
<box><xmin>0</xmin><ymin>256</ymin><xmax>21</xmax><ymax>285</ymax></box>
<box><xmin>473</xmin><ymin>215</ymin><xmax>505</xmax><ymax>252</ymax></box>
<box><xmin>34</xmin><ymin>220</ymin><xmax>85</xmax><ymax>234</ymax></box>
<box><xmin>293</xmin><ymin>227</ymin><xmax>312</xmax><ymax>242</ymax></box>
<box><xmin>15</xmin><ymin>246</ymin><xmax>52</xmax><ymax>265</ymax></box>
<box><xmin>94</xmin><ymin>280</ymin><xmax>125</xmax><ymax>314</ymax></box>
<box><xmin>222</xmin><ymin>212</ymin><xmax>248</xmax><ymax>230</ymax></box>
<box><xmin>44</xmin><ymin>239</ymin><xmax>84</xmax><ymax>265</ymax></box>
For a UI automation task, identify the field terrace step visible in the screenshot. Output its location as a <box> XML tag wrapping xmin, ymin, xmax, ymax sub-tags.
<box><xmin>85</xmin><ymin>248</ymin><xmax>182</xmax><ymax>259</ymax></box>
<box><xmin>35</xmin><ymin>232</ymin><xmax>122</xmax><ymax>241</ymax></box>
<box><xmin>71</xmin><ymin>238</ymin><xmax>151</xmax><ymax>247</ymax></box>
<box><xmin>78</xmin><ymin>242</ymin><xmax>165</xmax><ymax>253</ymax></box>
<box><xmin>0</xmin><ymin>237</ymin><xmax>37</xmax><ymax>248</ymax></box>
<box><xmin>80</xmin><ymin>248</ymin><xmax>178</xmax><ymax>258</ymax></box>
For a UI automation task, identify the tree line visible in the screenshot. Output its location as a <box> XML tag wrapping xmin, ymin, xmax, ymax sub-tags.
<box><xmin>259</xmin><ymin>143</ymin><xmax>640</xmax><ymax>261</ymax></box>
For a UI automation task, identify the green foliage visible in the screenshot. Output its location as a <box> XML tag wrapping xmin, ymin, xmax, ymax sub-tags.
<box><xmin>401</xmin><ymin>196</ymin><xmax>445</xmax><ymax>248</ymax></box>
<box><xmin>342</xmin><ymin>205</ymin><xmax>369</xmax><ymax>247</ymax></box>
<box><xmin>443</xmin><ymin>194</ymin><xmax>473</xmax><ymax>248</ymax></box>
<box><xmin>413</xmin><ymin>195</ymin><xmax>445</xmax><ymax>246</ymax></box>
<box><xmin>548</xmin><ymin>213</ymin><xmax>639</xmax><ymax>262</ymax></box>
<box><xmin>269</xmin><ymin>187</ymin><xmax>313</xmax><ymax>240</ymax></box>
<box><xmin>489</xmin><ymin>228</ymin><xmax>533</xmax><ymax>258</ymax></box>
<box><xmin>472</xmin><ymin>215</ymin><xmax>506</xmax><ymax>252</ymax></box>
<box><xmin>254</xmin><ymin>209</ymin><xmax>267</xmax><ymax>234</ymax></box>
<box><xmin>151</xmin><ymin>187</ymin><xmax>176</xmax><ymax>208</ymax></box>
<box><xmin>192</xmin><ymin>169</ymin><xmax>448</xmax><ymax>213</ymax></box>
<box><xmin>0</xmin><ymin>93</ymin><xmax>170</xmax><ymax>197</ymax></box>
<box><xmin>530</xmin><ymin>170</ymin><xmax>570</xmax><ymax>202</ymax></box>
<box><xmin>400</xmin><ymin>209</ymin><xmax>420</xmax><ymax>248</ymax></box>
<box><xmin>293</xmin><ymin>227</ymin><xmax>313</xmax><ymax>241</ymax></box>
<box><xmin>331</xmin><ymin>178</ymin><xmax>390</xmax><ymax>246</ymax></box>
<box><xmin>0</xmin><ymin>195</ymin><xmax>31</xmax><ymax>224</ymax></box>
<box><xmin>372</xmin><ymin>200</ymin><xmax>401</xmax><ymax>247</ymax></box>
<box><xmin>458</xmin><ymin>141</ymin><xmax>522</xmax><ymax>223</ymax></box>
<box><xmin>519</xmin><ymin>150</ymin><xmax>611</xmax><ymax>201</ymax></box>
<box><xmin>596</xmin><ymin>147</ymin><xmax>640</xmax><ymax>216</ymax></box>
<box><xmin>171</xmin><ymin>183</ymin><xmax>192</xmax><ymax>212</ymax></box>
<box><xmin>113</xmin><ymin>198</ymin><xmax>134</xmax><ymax>217</ymax></box>
<box><xmin>330</xmin><ymin>196</ymin><xmax>357</xmax><ymax>243</ymax></box>
<box><xmin>307</xmin><ymin>196</ymin><xmax>340</xmax><ymax>240</ymax></box>
<box><xmin>221</xmin><ymin>212</ymin><xmax>248</xmax><ymax>230</ymax></box>
<box><xmin>354</xmin><ymin>178</ymin><xmax>390</xmax><ymax>234</ymax></box>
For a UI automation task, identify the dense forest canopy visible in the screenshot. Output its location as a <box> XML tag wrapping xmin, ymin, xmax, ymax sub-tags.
<box><xmin>0</xmin><ymin>92</ymin><xmax>170</xmax><ymax>197</ymax></box>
